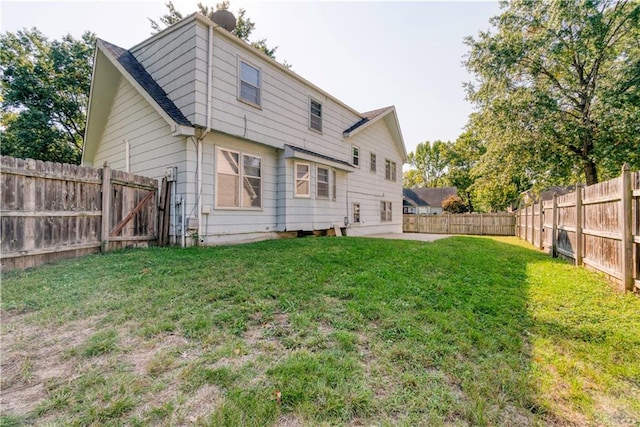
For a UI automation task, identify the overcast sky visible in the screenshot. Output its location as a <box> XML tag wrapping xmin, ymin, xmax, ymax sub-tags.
<box><xmin>1</xmin><ymin>0</ymin><xmax>501</xmax><ymax>156</ymax></box>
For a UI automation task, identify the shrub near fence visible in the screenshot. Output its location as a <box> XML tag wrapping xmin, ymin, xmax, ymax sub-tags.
<box><xmin>403</xmin><ymin>213</ymin><xmax>515</xmax><ymax>236</ymax></box>
<box><xmin>516</xmin><ymin>164</ymin><xmax>639</xmax><ymax>292</ymax></box>
<box><xmin>1</xmin><ymin>156</ymin><xmax>160</xmax><ymax>271</ymax></box>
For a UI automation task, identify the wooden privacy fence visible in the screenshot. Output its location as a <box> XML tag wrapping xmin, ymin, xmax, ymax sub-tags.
<box><xmin>516</xmin><ymin>164</ymin><xmax>640</xmax><ymax>292</ymax></box>
<box><xmin>403</xmin><ymin>213</ymin><xmax>515</xmax><ymax>236</ymax></box>
<box><xmin>1</xmin><ymin>156</ymin><xmax>162</xmax><ymax>271</ymax></box>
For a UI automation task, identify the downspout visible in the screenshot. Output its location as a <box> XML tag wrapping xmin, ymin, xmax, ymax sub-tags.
<box><xmin>196</xmin><ymin>23</ymin><xmax>215</xmax><ymax>243</ymax></box>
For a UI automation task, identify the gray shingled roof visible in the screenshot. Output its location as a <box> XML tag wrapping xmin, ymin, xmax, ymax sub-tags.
<box><xmin>343</xmin><ymin>106</ymin><xmax>392</xmax><ymax>134</ymax></box>
<box><xmin>284</xmin><ymin>144</ymin><xmax>354</xmax><ymax>168</ymax></box>
<box><xmin>403</xmin><ymin>187</ymin><xmax>458</xmax><ymax>208</ymax></box>
<box><xmin>100</xmin><ymin>39</ymin><xmax>192</xmax><ymax>127</ymax></box>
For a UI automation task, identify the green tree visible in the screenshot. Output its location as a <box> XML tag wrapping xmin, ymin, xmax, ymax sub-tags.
<box><xmin>1</xmin><ymin>29</ymin><xmax>94</xmax><ymax>164</ymax></box>
<box><xmin>402</xmin><ymin>168</ymin><xmax>426</xmax><ymax>188</ymax></box>
<box><xmin>407</xmin><ymin>140</ymin><xmax>450</xmax><ymax>188</ymax></box>
<box><xmin>465</xmin><ymin>0</ymin><xmax>640</xmax><ymax>186</ymax></box>
<box><xmin>442</xmin><ymin>195</ymin><xmax>468</xmax><ymax>214</ymax></box>
<box><xmin>444</xmin><ymin>129</ymin><xmax>485</xmax><ymax>212</ymax></box>
<box><xmin>150</xmin><ymin>1</ymin><xmax>280</xmax><ymax>59</ymax></box>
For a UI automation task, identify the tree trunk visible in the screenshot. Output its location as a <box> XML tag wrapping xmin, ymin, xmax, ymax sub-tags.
<box><xmin>583</xmin><ymin>159</ymin><xmax>598</xmax><ymax>185</ymax></box>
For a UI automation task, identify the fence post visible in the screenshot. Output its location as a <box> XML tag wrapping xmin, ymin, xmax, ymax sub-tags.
<box><xmin>620</xmin><ymin>163</ymin><xmax>633</xmax><ymax>291</ymax></box>
<box><xmin>480</xmin><ymin>213</ymin><xmax>484</xmax><ymax>236</ymax></box>
<box><xmin>552</xmin><ymin>193</ymin><xmax>558</xmax><ymax>257</ymax></box>
<box><xmin>101</xmin><ymin>162</ymin><xmax>111</xmax><ymax>252</ymax></box>
<box><xmin>446</xmin><ymin>213</ymin><xmax>450</xmax><ymax>234</ymax></box>
<box><xmin>524</xmin><ymin>206</ymin><xmax>528</xmax><ymax>242</ymax></box>
<box><xmin>530</xmin><ymin>205</ymin><xmax>535</xmax><ymax>245</ymax></box>
<box><xmin>538</xmin><ymin>202</ymin><xmax>544</xmax><ymax>250</ymax></box>
<box><xmin>576</xmin><ymin>184</ymin><xmax>583</xmax><ymax>266</ymax></box>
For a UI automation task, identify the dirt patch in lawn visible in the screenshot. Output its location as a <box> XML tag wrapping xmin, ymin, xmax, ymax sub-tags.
<box><xmin>0</xmin><ymin>310</ymin><xmax>101</xmax><ymax>416</ymax></box>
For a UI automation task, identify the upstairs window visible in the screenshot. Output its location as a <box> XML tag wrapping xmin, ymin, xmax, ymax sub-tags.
<box><xmin>317</xmin><ymin>166</ymin><xmax>329</xmax><ymax>198</ymax></box>
<box><xmin>295</xmin><ymin>163</ymin><xmax>310</xmax><ymax>197</ymax></box>
<box><xmin>385</xmin><ymin>159</ymin><xmax>397</xmax><ymax>181</ymax></box>
<box><xmin>239</xmin><ymin>60</ymin><xmax>261</xmax><ymax>106</ymax></box>
<box><xmin>370</xmin><ymin>153</ymin><xmax>377</xmax><ymax>173</ymax></box>
<box><xmin>310</xmin><ymin>99</ymin><xmax>322</xmax><ymax>132</ymax></box>
<box><xmin>352</xmin><ymin>146</ymin><xmax>360</xmax><ymax>167</ymax></box>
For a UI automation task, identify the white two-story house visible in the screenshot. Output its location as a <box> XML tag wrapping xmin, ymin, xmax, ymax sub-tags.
<box><xmin>82</xmin><ymin>12</ymin><xmax>407</xmax><ymax>245</ymax></box>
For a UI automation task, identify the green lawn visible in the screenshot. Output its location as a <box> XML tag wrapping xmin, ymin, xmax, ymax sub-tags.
<box><xmin>1</xmin><ymin>236</ymin><xmax>639</xmax><ymax>426</ymax></box>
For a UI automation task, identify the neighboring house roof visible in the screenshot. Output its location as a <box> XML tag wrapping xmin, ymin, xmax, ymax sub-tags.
<box><xmin>521</xmin><ymin>185</ymin><xmax>575</xmax><ymax>204</ymax></box>
<box><xmin>100</xmin><ymin>40</ymin><xmax>192</xmax><ymax>127</ymax></box>
<box><xmin>403</xmin><ymin>187</ymin><xmax>458</xmax><ymax>208</ymax></box>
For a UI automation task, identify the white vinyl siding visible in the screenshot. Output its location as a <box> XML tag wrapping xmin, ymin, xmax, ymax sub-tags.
<box><xmin>216</xmin><ymin>147</ymin><xmax>262</xmax><ymax>209</ymax></box>
<box><xmin>295</xmin><ymin>162</ymin><xmax>310</xmax><ymax>197</ymax></box>
<box><xmin>238</xmin><ymin>59</ymin><xmax>261</xmax><ymax>107</ymax></box>
<box><xmin>309</xmin><ymin>98</ymin><xmax>322</xmax><ymax>132</ymax></box>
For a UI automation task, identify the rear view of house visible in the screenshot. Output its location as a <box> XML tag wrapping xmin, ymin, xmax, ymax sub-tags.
<box><xmin>82</xmin><ymin>12</ymin><xmax>407</xmax><ymax>245</ymax></box>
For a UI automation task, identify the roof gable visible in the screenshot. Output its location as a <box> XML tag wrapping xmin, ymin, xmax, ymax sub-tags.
<box><xmin>82</xmin><ymin>39</ymin><xmax>194</xmax><ymax>163</ymax></box>
<box><xmin>343</xmin><ymin>106</ymin><xmax>407</xmax><ymax>162</ymax></box>
<box><xmin>98</xmin><ymin>39</ymin><xmax>192</xmax><ymax>127</ymax></box>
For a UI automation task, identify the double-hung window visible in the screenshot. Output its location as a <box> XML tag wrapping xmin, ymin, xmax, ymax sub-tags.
<box><xmin>370</xmin><ymin>153</ymin><xmax>377</xmax><ymax>173</ymax></box>
<box><xmin>331</xmin><ymin>170</ymin><xmax>337</xmax><ymax>201</ymax></box>
<box><xmin>317</xmin><ymin>166</ymin><xmax>329</xmax><ymax>198</ymax></box>
<box><xmin>381</xmin><ymin>201</ymin><xmax>392</xmax><ymax>222</ymax></box>
<box><xmin>216</xmin><ymin>148</ymin><xmax>262</xmax><ymax>209</ymax></box>
<box><xmin>352</xmin><ymin>146</ymin><xmax>360</xmax><ymax>167</ymax></box>
<box><xmin>239</xmin><ymin>60</ymin><xmax>261</xmax><ymax>106</ymax></box>
<box><xmin>295</xmin><ymin>163</ymin><xmax>310</xmax><ymax>197</ymax></box>
<box><xmin>385</xmin><ymin>159</ymin><xmax>397</xmax><ymax>181</ymax></box>
<box><xmin>353</xmin><ymin>203</ymin><xmax>361</xmax><ymax>223</ymax></box>
<box><xmin>310</xmin><ymin>99</ymin><xmax>322</xmax><ymax>132</ymax></box>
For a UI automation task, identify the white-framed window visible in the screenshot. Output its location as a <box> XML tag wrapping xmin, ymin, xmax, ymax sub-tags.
<box><xmin>352</xmin><ymin>146</ymin><xmax>360</xmax><ymax>167</ymax></box>
<box><xmin>370</xmin><ymin>153</ymin><xmax>377</xmax><ymax>173</ymax></box>
<box><xmin>309</xmin><ymin>98</ymin><xmax>322</xmax><ymax>132</ymax></box>
<box><xmin>385</xmin><ymin>159</ymin><xmax>397</xmax><ymax>181</ymax></box>
<box><xmin>331</xmin><ymin>169</ymin><xmax>337</xmax><ymax>201</ymax></box>
<box><xmin>238</xmin><ymin>59</ymin><xmax>261</xmax><ymax>107</ymax></box>
<box><xmin>242</xmin><ymin>154</ymin><xmax>262</xmax><ymax>208</ymax></box>
<box><xmin>353</xmin><ymin>203</ymin><xmax>361</xmax><ymax>223</ymax></box>
<box><xmin>381</xmin><ymin>201</ymin><xmax>392</xmax><ymax>222</ymax></box>
<box><xmin>216</xmin><ymin>148</ymin><xmax>262</xmax><ymax>209</ymax></box>
<box><xmin>317</xmin><ymin>166</ymin><xmax>329</xmax><ymax>198</ymax></box>
<box><xmin>295</xmin><ymin>162</ymin><xmax>310</xmax><ymax>197</ymax></box>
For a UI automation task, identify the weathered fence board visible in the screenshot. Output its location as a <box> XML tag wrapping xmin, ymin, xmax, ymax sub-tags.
<box><xmin>1</xmin><ymin>156</ymin><xmax>161</xmax><ymax>271</ymax></box>
<box><xmin>403</xmin><ymin>213</ymin><xmax>515</xmax><ymax>236</ymax></box>
<box><xmin>516</xmin><ymin>165</ymin><xmax>639</xmax><ymax>293</ymax></box>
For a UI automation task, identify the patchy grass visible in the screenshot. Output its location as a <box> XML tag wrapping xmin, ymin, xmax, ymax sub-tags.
<box><xmin>1</xmin><ymin>236</ymin><xmax>639</xmax><ymax>426</ymax></box>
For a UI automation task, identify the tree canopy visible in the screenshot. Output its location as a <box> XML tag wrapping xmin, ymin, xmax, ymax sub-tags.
<box><xmin>464</xmin><ymin>0</ymin><xmax>640</xmax><ymax>191</ymax></box>
<box><xmin>150</xmin><ymin>1</ymin><xmax>280</xmax><ymax>60</ymax></box>
<box><xmin>0</xmin><ymin>29</ymin><xmax>94</xmax><ymax>164</ymax></box>
<box><xmin>406</xmin><ymin>140</ymin><xmax>449</xmax><ymax>188</ymax></box>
